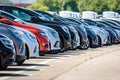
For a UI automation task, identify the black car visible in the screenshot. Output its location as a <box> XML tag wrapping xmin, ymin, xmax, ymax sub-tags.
<box><xmin>0</xmin><ymin>34</ymin><xmax>16</xmax><ymax>69</ymax></box>
<box><xmin>34</xmin><ymin>10</ymin><xmax>89</xmax><ymax>49</ymax></box>
<box><xmin>0</xmin><ymin>23</ymin><xmax>26</xmax><ymax>65</ymax></box>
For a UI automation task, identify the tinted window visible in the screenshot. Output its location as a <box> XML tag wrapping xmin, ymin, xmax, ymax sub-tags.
<box><xmin>84</xmin><ymin>20</ymin><xmax>97</xmax><ymax>26</ymax></box>
<box><xmin>1</xmin><ymin>12</ymin><xmax>15</xmax><ymax>21</ymax></box>
<box><xmin>7</xmin><ymin>8</ymin><xmax>32</xmax><ymax>21</ymax></box>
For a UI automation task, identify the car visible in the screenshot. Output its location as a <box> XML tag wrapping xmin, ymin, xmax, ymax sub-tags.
<box><xmin>27</xmin><ymin>23</ymin><xmax>61</xmax><ymax>53</ymax></box>
<box><xmin>0</xmin><ymin>6</ymin><xmax>72</xmax><ymax>51</ymax></box>
<box><xmin>0</xmin><ymin>23</ymin><xmax>26</xmax><ymax>65</ymax></box>
<box><xmin>14</xmin><ymin>27</ymin><xmax>39</xmax><ymax>58</ymax></box>
<box><xmin>0</xmin><ymin>10</ymin><xmax>61</xmax><ymax>54</ymax></box>
<box><xmin>59</xmin><ymin>11</ymin><xmax>81</xmax><ymax>19</ymax></box>
<box><xmin>0</xmin><ymin>34</ymin><xmax>17</xmax><ymax>69</ymax></box>
<box><xmin>102</xmin><ymin>11</ymin><xmax>119</xmax><ymax>18</ymax></box>
<box><xmin>82</xmin><ymin>11</ymin><xmax>98</xmax><ymax>19</ymax></box>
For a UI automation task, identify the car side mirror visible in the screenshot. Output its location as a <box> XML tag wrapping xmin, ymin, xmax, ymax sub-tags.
<box><xmin>14</xmin><ymin>19</ymin><xmax>24</xmax><ymax>24</ymax></box>
<box><xmin>97</xmin><ymin>24</ymin><xmax>102</xmax><ymax>27</ymax></box>
<box><xmin>0</xmin><ymin>18</ymin><xmax>12</xmax><ymax>25</ymax></box>
<box><xmin>31</xmin><ymin>16</ymin><xmax>40</xmax><ymax>23</ymax></box>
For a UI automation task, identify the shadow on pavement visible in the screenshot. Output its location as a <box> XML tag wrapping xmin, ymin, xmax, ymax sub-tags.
<box><xmin>0</xmin><ymin>73</ymin><xmax>28</xmax><ymax>77</ymax></box>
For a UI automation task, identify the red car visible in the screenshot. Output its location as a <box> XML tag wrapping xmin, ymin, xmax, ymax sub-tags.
<box><xmin>0</xmin><ymin>15</ymin><xmax>50</xmax><ymax>56</ymax></box>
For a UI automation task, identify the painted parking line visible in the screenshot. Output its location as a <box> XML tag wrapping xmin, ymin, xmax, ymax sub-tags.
<box><xmin>0</xmin><ymin>59</ymin><xmax>55</xmax><ymax>80</ymax></box>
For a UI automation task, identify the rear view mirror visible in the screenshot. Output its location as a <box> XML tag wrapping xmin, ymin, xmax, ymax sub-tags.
<box><xmin>31</xmin><ymin>16</ymin><xmax>40</xmax><ymax>23</ymax></box>
<box><xmin>97</xmin><ymin>24</ymin><xmax>102</xmax><ymax>27</ymax></box>
<box><xmin>14</xmin><ymin>19</ymin><xmax>24</xmax><ymax>24</ymax></box>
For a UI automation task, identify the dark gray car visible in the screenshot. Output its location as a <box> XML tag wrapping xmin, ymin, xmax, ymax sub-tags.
<box><xmin>0</xmin><ymin>23</ymin><xmax>26</xmax><ymax>65</ymax></box>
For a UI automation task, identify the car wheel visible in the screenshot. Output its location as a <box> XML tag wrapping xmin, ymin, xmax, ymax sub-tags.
<box><xmin>60</xmin><ymin>37</ymin><xmax>64</xmax><ymax>52</ymax></box>
<box><xmin>0</xmin><ymin>54</ymin><xmax>8</xmax><ymax>70</ymax></box>
<box><xmin>16</xmin><ymin>45</ymin><xmax>26</xmax><ymax>65</ymax></box>
<box><xmin>98</xmin><ymin>36</ymin><xmax>102</xmax><ymax>47</ymax></box>
<box><xmin>16</xmin><ymin>59</ymin><xmax>25</xmax><ymax>65</ymax></box>
<box><xmin>80</xmin><ymin>40</ymin><xmax>90</xmax><ymax>50</ymax></box>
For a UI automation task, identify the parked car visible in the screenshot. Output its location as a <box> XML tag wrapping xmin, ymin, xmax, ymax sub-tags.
<box><xmin>59</xmin><ymin>11</ymin><xmax>81</xmax><ymax>19</ymax></box>
<box><xmin>0</xmin><ymin>23</ymin><xmax>26</xmax><ymax>65</ymax></box>
<box><xmin>0</xmin><ymin>6</ymin><xmax>72</xmax><ymax>51</ymax></box>
<box><xmin>0</xmin><ymin>10</ymin><xmax>61</xmax><ymax>54</ymax></box>
<box><xmin>82</xmin><ymin>11</ymin><xmax>98</xmax><ymax>19</ymax></box>
<box><xmin>94</xmin><ymin>19</ymin><xmax>120</xmax><ymax>43</ymax></box>
<box><xmin>14</xmin><ymin>27</ymin><xmax>39</xmax><ymax>58</ymax></box>
<box><xmin>29</xmin><ymin>24</ymin><xmax>61</xmax><ymax>53</ymax></box>
<box><xmin>0</xmin><ymin>34</ymin><xmax>17</xmax><ymax>69</ymax></box>
<box><xmin>102</xmin><ymin>11</ymin><xmax>119</xmax><ymax>18</ymax></box>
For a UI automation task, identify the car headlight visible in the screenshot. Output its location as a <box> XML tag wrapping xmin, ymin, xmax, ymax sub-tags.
<box><xmin>38</xmin><ymin>30</ymin><xmax>47</xmax><ymax>38</ymax></box>
<box><xmin>61</xmin><ymin>26</ymin><xmax>69</xmax><ymax>33</ymax></box>
<box><xmin>48</xmin><ymin>29</ymin><xmax>59</xmax><ymax>38</ymax></box>
<box><xmin>0</xmin><ymin>38</ymin><xmax>14</xmax><ymax>49</ymax></box>
<box><xmin>25</xmin><ymin>32</ymin><xmax>36</xmax><ymax>41</ymax></box>
<box><xmin>8</xmin><ymin>28</ymin><xmax>23</xmax><ymax>39</ymax></box>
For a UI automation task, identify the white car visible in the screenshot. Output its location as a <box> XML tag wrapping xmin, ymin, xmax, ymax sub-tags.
<box><xmin>59</xmin><ymin>11</ymin><xmax>81</xmax><ymax>19</ymax></box>
<box><xmin>82</xmin><ymin>11</ymin><xmax>98</xmax><ymax>19</ymax></box>
<box><xmin>14</xmin><ymin>27</ymin><xmax>39</xmax><ymax>58</ymax></box>
<box><xmin>103</xmin><ymin>11</ymin><xmax>119</xmax><ymax>18</ymax></box>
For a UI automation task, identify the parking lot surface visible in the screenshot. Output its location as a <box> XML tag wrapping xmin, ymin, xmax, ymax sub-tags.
<box><xmin>0</xmin><ymin>44</ymin><xmax>120</xmax><ymax>80</ymax></box>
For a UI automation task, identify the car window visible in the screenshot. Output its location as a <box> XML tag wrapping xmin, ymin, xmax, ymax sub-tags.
<box><xmin>1</xmin><ymin>12</ymin><xmax>15</xmax><ymax>21</ymax></box>
<box><xmin>84</xmin><ymin>20</ymin><xmax>97</xmax><ymax>26</ymax></box>
<box><xmin>7</xmin><ymin>8</ymin><xmax>31</xmax><ymax>21</ymax></box>
<box><xmin>12</xmin><ymin>10</ymin><xmax>31</xmax><ymax>21</ymax></box>
<box><xmin>41</xmin><ymin>13</ymin><xmax>53</xmax><ymax>21</ymax></box>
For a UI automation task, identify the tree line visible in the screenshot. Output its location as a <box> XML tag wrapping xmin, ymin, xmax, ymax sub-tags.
<box><xmin>27</xmin><ymin>0</ymin><xmax>120</xmax><ymax>14</ymax></box>
<box><xmin>0</xmin><ymin>0</ymin><xmax>119</xmax><ymax>14</ymax></box>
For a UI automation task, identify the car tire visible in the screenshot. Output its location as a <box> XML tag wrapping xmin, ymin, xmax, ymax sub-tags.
<box><xmin>80</xmin><ymin>40</ymin><xmax>90</xmax><ymax>50</ymax></box>
<box><xmin>98</xmin><ymin>36</ymin><xmax>102</xmax><ymax>47</ymax></box>
<box><xmin>0</xmin><ymin>54</ymin><xmax>8</xmax><ymax>70</ymax></box>
<box><xmin>16</xmin><ymin>59</ymin><xmax>25</xmax><ymax>65</ymax></box>
<box><xmin>60</xmin><ymin>37</ymin><xmax>65</xmax><ymax>52</ymax></box>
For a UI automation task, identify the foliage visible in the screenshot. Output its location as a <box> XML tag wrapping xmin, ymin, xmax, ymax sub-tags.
<box><xmin>27</xmin><ymin>3</ymin><xmax>49</xmax><ymax>11</ymax></box>
<box><xmin>27</xmin><ymin>0</ymin><xmax>120</xmax><ymax>13</ymax></box>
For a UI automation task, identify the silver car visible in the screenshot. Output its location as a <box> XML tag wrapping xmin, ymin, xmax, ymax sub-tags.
<box><xmin>27</xmin><ymin>23</ymin><xmax>61</xmax><ymax>54</ymax></box>
<box><xmin>14</xmin><ymin>27</ymin><xmax>39</xmax><ymax>58</ymax></box>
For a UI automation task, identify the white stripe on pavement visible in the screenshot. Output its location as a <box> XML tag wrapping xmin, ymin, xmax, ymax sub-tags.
<box><xmin>0</xmin><ymin>59</ymin><xmax>55</xmax><ymax>80</ymax></box>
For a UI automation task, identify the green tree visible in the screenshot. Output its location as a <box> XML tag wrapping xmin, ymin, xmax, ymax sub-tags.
<box><xmin>27</xmin><ymin>3</ymin><xmax>49</xmax><ymax>11</ymax></box>
<box><xmin>64</xmin><ymin>0</ymin><xmax>79</xmax><ymax>12</ymax></box>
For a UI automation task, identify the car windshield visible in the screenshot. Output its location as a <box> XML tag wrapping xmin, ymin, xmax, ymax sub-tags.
<box><xmin>83</xmin><ymin>20</ymin><xmax>97</xmax><ymax>26</ymax></box>
<box><xmin>98</xmin><ymin>21</ymin><xmax>113</xmax><ymax>27</ymax></box>
<box><xmin>106</xmin><ymin>21</ymin><xmax>119</xmax><ymax>26</ymax></box>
